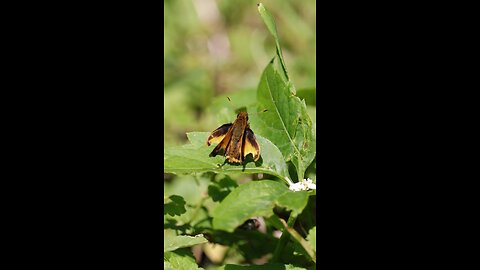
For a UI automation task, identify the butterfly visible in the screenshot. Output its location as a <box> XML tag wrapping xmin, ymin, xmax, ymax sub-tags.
<box><xmin>207</xmin><ymin>111</ymin><xmax>260</xmax><ymax>164</ymax></box>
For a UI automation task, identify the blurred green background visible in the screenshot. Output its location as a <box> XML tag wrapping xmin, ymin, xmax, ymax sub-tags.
<box><xmin>164</xmin><ymin>0</ymin><xmax>316</xmax><ymax>146</ymax></box>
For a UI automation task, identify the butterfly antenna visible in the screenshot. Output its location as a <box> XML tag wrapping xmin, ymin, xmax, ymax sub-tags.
<box><xmin>226</xmin><ymin>96</ymin><xmax>236</xmax><ymax>111</ymax></box>
<box><xmin>226</xmin><ymin>96</ymin><xmax>267</xmax><ymax>115</ymax></box>
<box><xmin>247</xmin><ymin>108</ymin><xmax>269</xmax><ymax>117</ymax></box>
<box><xmin>226</xmin><ymin>96</ymin><xmax>248</xmax><ymax>114</ymax></box>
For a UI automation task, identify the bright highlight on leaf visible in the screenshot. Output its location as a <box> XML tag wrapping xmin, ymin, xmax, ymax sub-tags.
<box><xmin>164</xmin><ymin>234</ymin><xmax>208</xmax><ymax>252</ymax></box>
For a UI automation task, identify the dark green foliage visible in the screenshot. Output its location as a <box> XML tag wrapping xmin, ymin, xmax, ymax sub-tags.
<box><xmin>164</xmin><ymin>195</ymin><xmax>187</xmax><ymax>216</ymax></box>
<box><xmin>208</xmin><ymin>176</ymin><xmax>238</xmax><ymax>202</ymax></box>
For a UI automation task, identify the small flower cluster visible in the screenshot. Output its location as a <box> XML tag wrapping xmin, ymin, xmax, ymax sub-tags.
<box><xmin>289</xmin><ymin>178</ymin><xmax>316</xmax><ymax>192</ymax></box>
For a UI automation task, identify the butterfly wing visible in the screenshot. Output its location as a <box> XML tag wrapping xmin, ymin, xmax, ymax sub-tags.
<box><xmin>207</xmin><ymin>123</ymin><xmax>232</xmax><ymax>146</ymax></box>
<box><xmin>208</xmin><ymin>124</ymin><xmax>234</xmax><ymax>157</ymax></box>
<box><xmin>242</xmin><ymin>127</ymin><xmax>260</xmax><ymax>162</ymax></box>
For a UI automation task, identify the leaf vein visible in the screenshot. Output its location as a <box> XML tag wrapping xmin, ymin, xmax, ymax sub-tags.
<box><xmin>264</xmin><ymin>72</ymin><xmax>301</xmax><ymax>157</ymax></box>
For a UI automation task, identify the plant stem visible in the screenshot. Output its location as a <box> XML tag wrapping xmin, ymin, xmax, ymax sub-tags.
<box><xmin>271</xmin><ymin>214</ymin><xmax>297</xmax><ymax>262</ymax></box>
<box><xmin>279</xmin><ymin>218</ymin><xmax>316</xmax><ymax>263</ymax></box>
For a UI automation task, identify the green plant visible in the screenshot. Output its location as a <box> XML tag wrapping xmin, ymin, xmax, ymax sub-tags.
<box><xmin>164</xmin><ymin>3</ymin><xmax>316</xmax><ymax>269</ymax></box>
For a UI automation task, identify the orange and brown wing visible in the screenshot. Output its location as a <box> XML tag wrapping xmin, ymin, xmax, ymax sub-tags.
<box><xmin>207</xmin><ymin>124</ymin><xmax>233</xmax><ymax>157</ymax></box>
<box><xmin>207</xmin><ymin>124</ymin><xmax>232</xmax><ymax>146</ymax></box>
<box><xmin>242</xmin><ymin>128</ymin><xmax>260</xmax><ymax>161</ymax></box>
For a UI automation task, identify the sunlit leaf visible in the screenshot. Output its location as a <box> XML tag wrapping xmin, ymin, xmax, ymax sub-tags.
<box><xmin>249</xmin><ymin>62</ymin><xmax>315</xmax><ymax>181</ymax></box>
<box><xmin>276</xmin><ymin>191</ymin><xmax>309</xmax><ymax>217</ymax></box>
<box><xmin>164</xmin><ymin>234</ymin><xmax>208</xmax><ymax>252</ymax></box>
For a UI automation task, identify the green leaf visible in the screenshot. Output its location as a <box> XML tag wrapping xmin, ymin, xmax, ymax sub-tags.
<box><xmin>164</xmin><ymin>249</ymin><xmax>204</xmax><ymax>270</ymax></box>
<box><xmin>276</xmin><ymin>191</ymin><xmax>309</xmax><ymax>217</ymax></box>
<box><xmin>164</xmin><ymin>234</ymin><xmax>208</xmax><ymax>252</ymax></box>
<box><xmin>249</xmin><ymin>62</ymin><xmax>315</xmax><ymax>181</ymax></box>
<box><xmin>257</xmin><ymin>3</ymin><xmax>289</xmax><ymax>83</ymax></box>
<box><xmin>212</xmin><ymin>180</ymin><xmax>309</xmax><ymax>232</ymax></box>
<box><xmin>216</xmin><ymin>263</ymin><xmax>306</xmax><ymax>270</ymax></box>
<box><xmin>256</xmin><ymin>3</ymin><xmax>316</xmax><ymax>182</ymax></box>
<box><xmin>164</xmin><ymin>132</ymin><xmax>289</xmax><ymax>180</ymax></box>
<box><xmin>290</xmin><ymin>99</ymin><xmax>316</xmax><ymax>182</ymax></box>
<box><xmin>306</xmin><ymin>106</ymin><xmax>316</xmax><ymax>140</ymax></box>
<box><xmin>164</xmin><ymin>195</ymin><xmax>187</xmax><ymax>216</ymax></box>
<box><xmin>307</xmin><ymin>226</ymin><xmax>316</xmax><ymax>253</ymax></box>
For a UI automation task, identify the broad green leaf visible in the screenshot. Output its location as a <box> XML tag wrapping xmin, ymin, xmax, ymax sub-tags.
<box><xmin>212</xmin><ymin>180</ymin><xmax>309</xmax><ymax>232</ymax></box>
<box><xmin>216</xmin><ymin>263</ymin><xmax>306</xmax><ymax>270</ymax></box>
<box><xmin>276</xmin><ymin>191</ymin><xmax>309</xmax><ymax>217</ymax></box>
<box><xmin>164</xmin><ymin>195</ymin><xmax>187</xmax><ymax>216</ymax></box>
<box><xmin>164</xmin><ymin>234</ymin><xmax>208</xmax><ymax>252</ymax></box>
<box><xmin>164</xmin><ymin>249</ymin><xmax>203</xmax><ymax>270</ymax></box>
<box><xmin>307</xmin><ymin>226</ymin><xmax>316</xmax><ymax>253</ymax></box>
<box><xmin>249</xmin><ymin>62</ymin><xmax>316</xmax><ymax>181</ymax></box>
<box><xmin>164</xmin><ymin>132</ymin><xmax>289</xmax><ymax>180</ymax></box>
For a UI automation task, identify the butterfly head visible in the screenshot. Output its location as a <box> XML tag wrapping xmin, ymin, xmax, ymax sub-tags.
<box><xmin>236</xmin><ymin>111</ymin><xmax>248</xmax><ymax>121</ymax></box>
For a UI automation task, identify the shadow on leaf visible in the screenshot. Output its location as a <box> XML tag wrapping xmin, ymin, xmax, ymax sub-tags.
<box><xmin>164</xmin><ymin>195</ymin><xmax>187</xmax><ymax>216</ymax></box>
<box><xmin>164</xmin><ymin>218</ymin><xmax>191</xmax><ymax>233</ymax></box>
<box><xmin>208</xmin><ymin>175</ymin><xmax>238</xmax><ymax>202</ymax></box>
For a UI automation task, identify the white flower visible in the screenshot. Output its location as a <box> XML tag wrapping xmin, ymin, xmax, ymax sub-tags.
<box><xmin>289</xmin><ymin>182</ymin><xmax>305</xmax><ymax>191</ymax></box>
<box><xmin>289</xmin><ymin>178</ymin><xmax>316</xmax><ymax>191</ymax></box>
<box><xmin>304</xmin><ymin>178</ymin><xmax>316</xmax><ymax>190</ymax></box>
